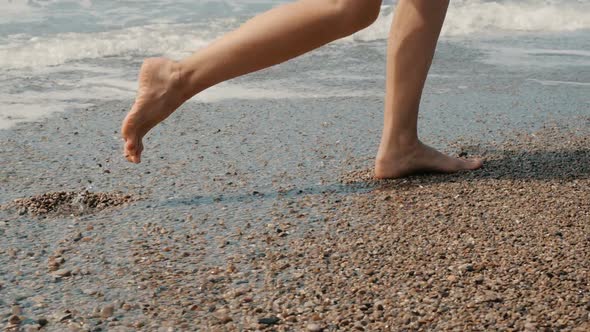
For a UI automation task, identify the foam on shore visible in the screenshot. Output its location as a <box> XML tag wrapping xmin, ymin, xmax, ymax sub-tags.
<box><xmin>352</xmin><ymin>0</ymin><xmax>590</xmax><ymax>42</ymax></box>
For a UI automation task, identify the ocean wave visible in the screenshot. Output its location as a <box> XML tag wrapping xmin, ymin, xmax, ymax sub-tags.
<box><xmin>2</xmin><ymin>1</ymin><xmax>589</xmax><ymax>70</ymax></box>
<box><xmin>0</xmin><ymin>24</ymin><xmax>210</xmax><ymax>69</ymax></box>
<box><xmin>353</xmin><ymin>0</ymin><xmax>590</xmax><ymax>41</ymax></box>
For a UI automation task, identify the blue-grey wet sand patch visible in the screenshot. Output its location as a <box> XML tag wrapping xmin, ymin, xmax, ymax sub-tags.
<box><xmin>0</xmin><ymin>95</ymin><xmax>589</xmax><ymax>331</ymax></box>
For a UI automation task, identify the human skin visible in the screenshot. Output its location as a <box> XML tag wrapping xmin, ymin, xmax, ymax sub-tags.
<box><xmin>121</xmin><ymin>0</ymin><xmax>482</xmax><ymax>178</ymax></box>
<box><xmin>374</xmin><ymin>0</ymin><xmax>482</xmax><ymax>178</ymax></box>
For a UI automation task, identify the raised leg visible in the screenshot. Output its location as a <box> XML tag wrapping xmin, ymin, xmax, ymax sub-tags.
<box><xmin>122</xmin><ymin>0</ymin><xmax>382</xmax><ymax>163</ymax></box>
<box><xmin>374</xmin><ymin>0</ymin><xmax>482</xmax><ymax>179</ymax></box>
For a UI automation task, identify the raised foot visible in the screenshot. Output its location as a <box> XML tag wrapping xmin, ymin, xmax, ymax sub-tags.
<box><xmin>374</xmin><ymin>141</ymin><xmax>483</xmax><ymax>179</ymax></box>
<box><xmin>121</xmin><ymin>57</ymin><xmax>185</xmax><ymax>163</ymax></box>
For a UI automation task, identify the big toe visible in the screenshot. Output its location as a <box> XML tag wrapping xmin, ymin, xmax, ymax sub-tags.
<box><xmin>124</xmin><ymin>137</ymin><xmax>143</xmax><ymax>163</ymax></box>
<box><xmin>457</xmin><ymin>157</ymin><xmax>483</xmax><ymax>170</ymax></box>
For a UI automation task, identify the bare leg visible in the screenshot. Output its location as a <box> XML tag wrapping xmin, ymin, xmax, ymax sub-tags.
<box><xmin>374</xmin><ymin>0</ymin><xmax>482</xmax><ymax>179</ymax></box>
<box><xmin>122</xmin><ymin>0</ymin><xmax>381</xmax><ymax>163</ymax></box>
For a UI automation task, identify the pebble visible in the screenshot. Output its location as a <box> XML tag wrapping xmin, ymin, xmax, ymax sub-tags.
<box><xmin>8</xmin><ymin>315</ymin><xmax>21</xmax><ymax>325</ymax></box>
<box><xmin>52</xmin><ymin>269</ymin><xmax>71</xmax><ymax>277</ymax></box>
<box><xmin>11</xmin><ymin>305</ymin><xmax>22</xmax><ymax>315</ymax></box>
<box><xmin>82</xmin><ymin>288</ymin><xmax>98</xmax><ymax>296</ymax></box>
<box><xmin>56</xmin><ymin>311</ymin><xmax>73</xmax><ymax>322</ymax></box>
<box><xmin>307</xmin><ymin>323</ymin><xmax>323</xmax><ymax>331</ymax></box>
<box><xmin>258</xmin><ymin>316</ymin><xmax>280</xmax><ymax>325</ymax></box>
<box><xmin>459</xmin><ymin>264</ymin><xmax>474</xmax><ymax>273</ymax></box>
<box><xmin>23</xmin><ymin>325</ymin><xmax>41</xmax><ymax>332</ymax></box>
<box><xmin>101</xmin><ymin>305</ymin><xmax>115</xmax><ymax>318</ymax></box>
<box><xmin>72</xmin><ymin>232</ymin><xmax>83</xmax><ymax>242</ymax></box>
<box><xmin>524</xmin><ymin>322</ymin><xmax>537</xmax><ymax>331</ymax></box>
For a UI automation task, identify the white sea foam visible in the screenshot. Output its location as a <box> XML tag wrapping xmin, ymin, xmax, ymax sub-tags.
<box><xmin>0</xmin><ymin>70</ymin><xmax>379</xmax><ymax>129</ymax></box>
<box><xmin>0</xmin><ymin>102</ymin><xmax>91</xmax><ymax>130</ymax></box>
<box><xmin>444</xmin><ymin>0</ymin><xmax>590</xmax><ymax>36</ymax></box>
<box><xmin>528</xmin><ymin>79</ymin><xmax>590</xmax><ymax>87</ymax></box>
<box><xmin>2</xmin><ymin>1</ymin><xmax>588</xmax><ymax>70</ymax></box>
<box><xmin>0</xmin><ymin>24</ymin><xmax>211</xmax><ymax>69</ymax></box>
<box><xmin>352</xmin><ymin>0</ymin><xmax>590</xmax><ymax>42</ymax></box>
<box><xmin>1</xmin><ymin>0</ymin><xmax>588</xmax><ymax>130</ymax></box>
<box><xmin>479</xmin><ymin>46</ymin><xmax>590</xmax><ymax>67</ymax></box>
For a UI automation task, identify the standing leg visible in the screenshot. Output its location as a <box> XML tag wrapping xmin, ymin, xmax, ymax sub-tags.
<box><xmin>374</xmin><ymin>0</ymin><xmax>482</xmax><ymax>179</ymax></box>
<box><xmin>122</xmin><ymin>0</ymin><xmax>382</xmax><ymax>163</ymax></box>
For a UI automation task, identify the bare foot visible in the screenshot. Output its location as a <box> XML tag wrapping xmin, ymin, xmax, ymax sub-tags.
<box><xmin>121</xmin><ymin>57</ymin><xmax>185</xmax><ymax>163</ymax></box>
<box><xmin>374</xmin><ymin>141</ymin><xmax>483</xmax><ymax>179</ymax></box>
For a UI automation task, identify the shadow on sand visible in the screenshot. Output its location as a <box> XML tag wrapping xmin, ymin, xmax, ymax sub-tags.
<box><xmin>427</xmin><ymin>147</ymin><xmax>590</xmax><ymax>183</ymax></box>
<box><xmin>165</xmin><ymin>147</ymin><xmax>589</xmax><ymax>207</ymax></box>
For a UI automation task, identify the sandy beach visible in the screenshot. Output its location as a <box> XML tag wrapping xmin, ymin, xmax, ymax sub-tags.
<box><xmin>1</xmin><ymin>94</ymin><xmax>589</xmax><ymax>331</ymax></box>
<box><xmin>1</xmin><ymin>1</ymin><xmax>590</xmax><ymax>330</ymax></box>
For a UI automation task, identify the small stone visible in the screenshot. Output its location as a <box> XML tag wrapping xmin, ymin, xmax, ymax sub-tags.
<box><xmin>258</xmin><ymin>316</ymin><xmax>280</xmax><ymax>325</ymax></box>
<box><xmin>82</xmin><ymin>288</ymin><xmax>98</xmax><ymax>296</ymax></box>
<box><xmin>56</xmin><ymin>311</ymin><xmax>72</xmax><ymax>322</ymax></box>
<box><xmin>353</xmin><ymin>322</ymin><xmax>365</xmax><ymax>331</ymax></box>
<box><xmin>446</xmin><ymin>275</ymin><xmax>458</xmax><ymax>282</ymax></box>
<box><xmin>53</xmin><ymin>269</ymin><xmax>71</xmax><ymax>277</ymax></box>
<box><xmin>375</xmin><ymin>302</ymin><xmax>385</xmax><ymax>311</ymax></box>
<box><xmin>101</xmin><ymin>305</ymin><xmax>115</xmax><ymax>318</ymax></box>
<box><xmin>524</xmin><ymin>322</ymin><xmax>536</xmax><ymax>331</ymax></box>
<box><xmin>307</xmin><ymin>323</ymin><xmax>323</xmax><ymax>332</ymax></box>
<box><xmin>24</xmin><ymin>325</ymin><xmax>41</xmax><ymax>332</ymax></box>
<box><xmin>11</xmin><ymin>305</ymin><xmax>22</xmax><ymax>315</ymax></box>
<box><xmin>9</xmin><ymin>314</ymin><xmax>21</xmax><ymax>325</ymax></box>
<box><xmin>68</xmin><ymin>322</ymin><xmax>82</xmax><ymax>331</ymax></box>
<box><xmin>459</xmin><ymin>264</ymin><xmax>474</xmax><ymax>272</ymax></box>
<box><xmin>474</xmin><ymin>276</ymin><xmax>484</xmax><ymax>285</ymax></box>
<box><xmin>38</xmin><ymin>318</ymin><xmax>48</xmax><ymax>326</ymax></box>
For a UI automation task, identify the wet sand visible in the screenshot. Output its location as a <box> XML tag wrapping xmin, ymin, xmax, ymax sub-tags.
<box><xmin>0</xmin><ymin>97</ymin><xmax>589</xmax><ymax>331</ymax></box>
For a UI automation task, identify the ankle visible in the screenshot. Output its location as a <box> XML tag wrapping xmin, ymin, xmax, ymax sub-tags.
<box><xmin>376</xmin><ymin>135</ymin><xmax>421</xmax><ymax>162</ymax></box>
<box><xmin>176</xmin><ymin>61</ymin><xmax>209</xmax><ymax>102</ymax></box>
<box><xmin>169</xmin><ymin>62</ymin><xmax>190</xmax><ymax>102</ymax></box>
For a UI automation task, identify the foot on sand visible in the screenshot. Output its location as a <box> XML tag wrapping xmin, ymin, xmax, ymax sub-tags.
<box><xmin>122</xmin><ymin>57</ymin><xmax>185</xmax><ymax>163</ymax></box>
<box><xmin>374</xmin><ymin>141</ymin><xmax>483</xmax><ymax>179</ymax></box>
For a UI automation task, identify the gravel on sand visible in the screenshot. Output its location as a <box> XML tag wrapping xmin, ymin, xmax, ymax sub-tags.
<box><xmin>0</xmin><ymin>99</ymin><xmax>588</xmax><ymax>330</ymax></box>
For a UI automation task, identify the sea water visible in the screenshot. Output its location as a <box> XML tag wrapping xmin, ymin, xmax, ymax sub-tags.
<box><xmin>0</xmin><ymin>0</ymin><xmax>588</xmax><ymax>130</ymax></box>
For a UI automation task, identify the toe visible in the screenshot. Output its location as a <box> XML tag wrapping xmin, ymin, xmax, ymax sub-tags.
<box><xmin>458</xmin><ymin>157</ymin><xmax>483</xmax><ymax>170</ymax></box>
<box><xmin>124</xmin><ymin>138</ymin><xmax>143</xmax><ymax>164</ymax></box>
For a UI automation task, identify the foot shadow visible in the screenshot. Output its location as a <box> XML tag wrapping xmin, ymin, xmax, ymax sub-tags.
<box><xmin>165</xmin><ymin>148</ymin><xmax>589</xmax><ymax>207</ymax></box>
<box><xmin>385</xmin><ymin>147</ymin><xmax>590</xmax><ymax>187</ymax></box>
<box><xmin>469</xmin><ymin>148</ymin><xmax>590</xmax><ymax>181</ymax></box>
